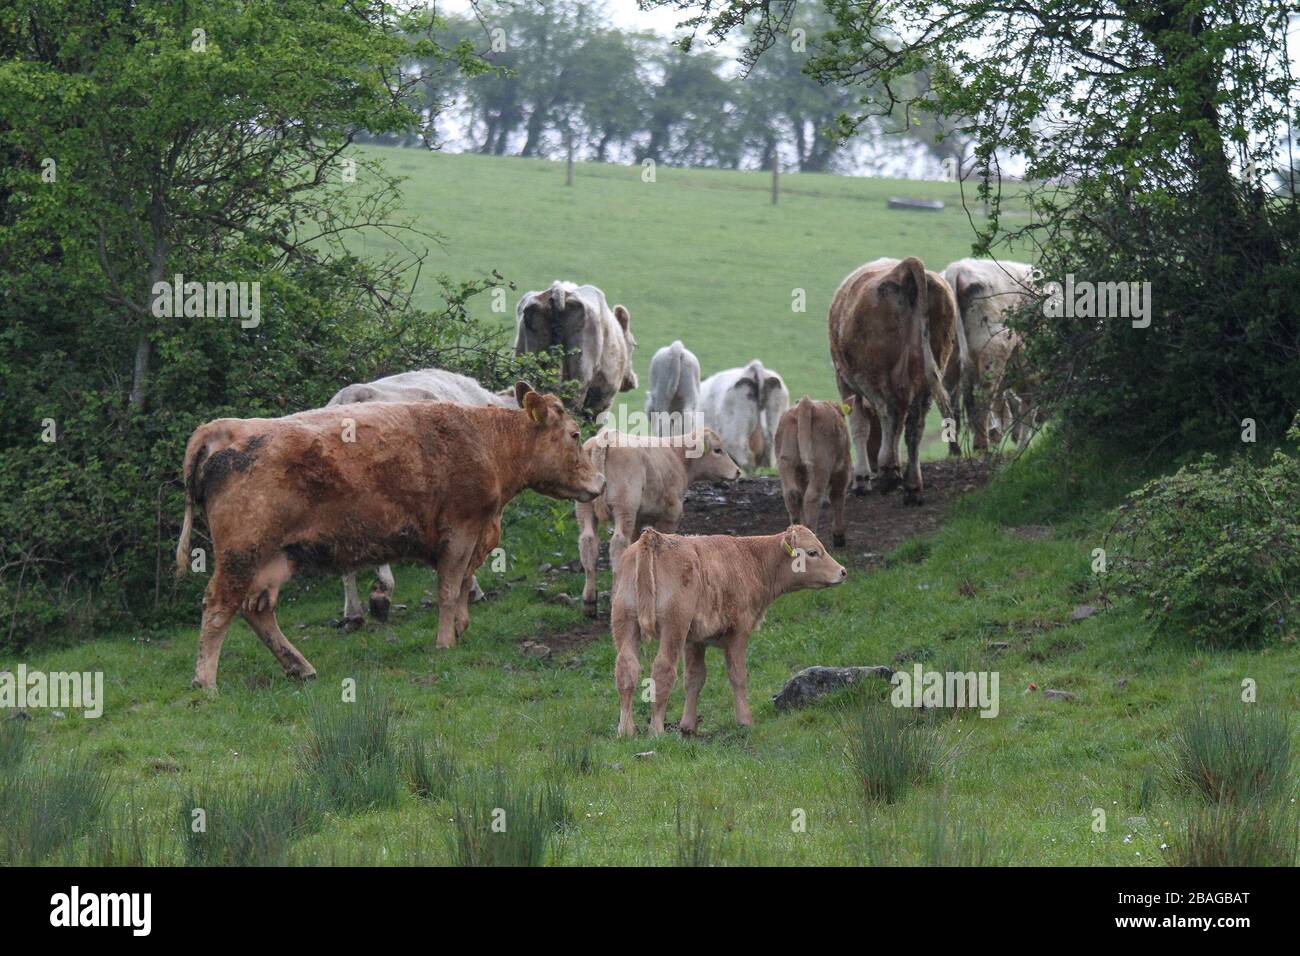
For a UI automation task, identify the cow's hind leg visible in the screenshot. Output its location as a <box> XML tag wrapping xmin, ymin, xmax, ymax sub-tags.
<box><xmin>241</xmin><ymin>606</ymin><xmax>317</xmax><ymax>682</ymax></box>
<box><xmin>875</xmin><ymin>402</ymin><xmax>903</xmax><ymax>495</ymax></box>
<box><xmin>368</xmin><ymin>564</ymin><xmax>395</xmax><ymax>622</ymax></box>
<box><xmin>902</xmin><ymin>392</ymin><xmax>929</xmax><ymax>506</ymax></box>
<box><xmin>577</xmin><ymin>500</ymin><xmax>601</xmax><ymax>617</ymax></box>
<box><xmin>192</xmin><ymin>580</ymin><xmax>240</xmax><ymax>691</ymax></box>
<box><xmin>612</xmin><ymin>598</ymin><xmax>641</xmax><ymax>737</ymax></box>
<box><xmin>648</xmin><ymin>622</ymin><xmax>688</xmax><ymax>738</ymax></box>
<box><xmin>829</xmin><ymin>466</ymin><xmax>849</xmax><ymax>548</ymax></box>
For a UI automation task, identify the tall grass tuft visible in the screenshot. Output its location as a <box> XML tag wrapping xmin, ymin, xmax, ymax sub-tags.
<box><xmin>0</xmin><ymin>753</ymin><xmax>111</xmax><ymax>865</ymax></box>
<box><xmin>845</xmin><ymin>701</ymin><xmax>952</xmax><ymax>804</ymax></box>
<box><xmin>303</xmin><ymin>693</ymin><xmax>402</xmax><ymax>813</ymax></box>
<box><xmin>673</xmin><ymin>800</ymin><xmax>727</xmax><ymax>866</ymax></box>
<box><xmin>449</xmin><ymin>769</ymin><xmax>569</xmax><ymax>866</ymax></box>
<box><xmin>1168</xmin><ymin>800</ymin><xmax>1299</xmax><ymax>867</ymax></box>
<box><xmin>78</xmin><ymin>798</ymin><xmax>176</xmax><ymax>866</ymax></box>
<box><xmin>550</xmin><ymin>738</ymin><xmax>594</xmax><ymax>777</ymax></box>
<box><xmin>402</xmin><ymin>736</ymin><xmax>458</xmax><ymax>801</ymax></box>
<box><xmin>180</xmin><ymin>778</ymin><xmax>320</xmax><ymax>866</ymax></box>
<box><xmin>0</xmin><ymin>717</ymin><xmax>27</xmax><ymax>769</ymax></box>
<box><xmin>1168</xmin><ymin>700</ymin><xmax>1291</xmax><ymax>803</ymax></box>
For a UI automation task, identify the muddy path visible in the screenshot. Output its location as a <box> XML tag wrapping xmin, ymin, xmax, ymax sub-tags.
<box><xmin>527</xmin><ymin>457</ymin><xmax>990</xmax><ymax>654</ymax></box>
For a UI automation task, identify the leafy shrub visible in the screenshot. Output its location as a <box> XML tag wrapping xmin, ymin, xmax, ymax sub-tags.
<box><xmin>845</xmin><ymin>701</ymin><xmax>952</xmax><ymax>804</ymax></box>
<box><xmin>1168</xmin><ymin>699</ymin><xmax>1291</xmax><ymax>804</ymax></box>
<box><xmin>1111</xmin><ymin>425</ymin><xmax>1300</xmax><ymax>645</ymax></box>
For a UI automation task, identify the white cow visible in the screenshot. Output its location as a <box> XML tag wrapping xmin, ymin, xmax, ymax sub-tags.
<box><xmin>941</xmin><ymin>258</ymin><xmax>1037</xmax><ymax>450</ymax></box>
<box><xmin>698</xmin><ymin>360</ymin><xmax>790</xmax><ymax>471</ymax></box>
<box><xmin>644</xmin><ymin>340</ymin><xmax>701</xmax><ymax>437</ymax></box>
<box><xmin>325</xmin><ymin>368</ymin><xmax>516</xmax><ymax>629</ymax></box>
<box><xmin>514</xmin><ymin>281</ymin><xmax>637</xmax><ymax>418</ymax></box>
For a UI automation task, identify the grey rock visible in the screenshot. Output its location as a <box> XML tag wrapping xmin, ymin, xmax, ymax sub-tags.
<box><xmin>772</xmin><ymin>665</ymin><xmax>894</xmax><ymax>711</ymax></box>
<box><xmin>1071</xmin><ymin>605</ymin><xmax>1099</xmax><ymax>621</ymax></box>
<box><xmin>521</xmin><ymin>641</ymin><xmax>552</xmax><ymax>660</ymax></box>
<box><xmin>1041</xmin><ymin>688</ymin><xmax>1077</xmax><ymax>701</ymax></box>
<box><xmin>988</xmin><ymin>641</ymin><xmax>1011</xmax><ymax>650</ymax></box>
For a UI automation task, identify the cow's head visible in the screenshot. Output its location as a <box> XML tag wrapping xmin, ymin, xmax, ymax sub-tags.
<box><xmin>684</xmin><ymin>427</ymin><xmax>742</xmax><ymax>481</ymax></box>
<box><xmin>515</xmin><ymin>381</ymin><xmax>605</xmax><ymax>502</ymax></box>
<box><xmin>774</xmin><ymin>525</ymin><xmax>848</xmax><ymax>592</ymax></box>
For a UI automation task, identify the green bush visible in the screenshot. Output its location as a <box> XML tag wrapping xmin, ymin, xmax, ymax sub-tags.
<box><xmin>1111</xmin><ymin>425</ymin><xmax>1300</xmax><ymax>645</ymax></box>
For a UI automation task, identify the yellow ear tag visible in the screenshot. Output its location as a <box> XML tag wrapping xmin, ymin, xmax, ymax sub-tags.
<box><xmin>528</xmin><ymin>404</ymin><xmax>543</xmax><ymax>424</ymax></box>
<box><xmin>783</xmin><ymin>539</ymin><xmax>795</xmax><ymax>556</ymax></box>
<box><xmin>841</xmin><ymin>403</ymin><xmax>852</xmax><ymax>416</ymax></box>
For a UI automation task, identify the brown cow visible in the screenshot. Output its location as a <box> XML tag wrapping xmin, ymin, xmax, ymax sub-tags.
<box><xmin>774</xmin><ymin>397</ymin><xmax>852</xmax><ymax>547</ymax></box>
<box><xmin>611</xmin><ymin>525</ymin><xmax>847</xmax><ymax>737</ymax></box>
<box><xmin>828</xmin><ymin>256</ymin><xmax>956</xmax><ymax>505</ymax></box>
<box><xmin>175</xmin><ymin>383</ymin><xmax>603</xmax><ymax>690</ymax></box>
<box><xmin>576</xmin><ymin>427</ymin><xmax>740</xmax><ymax>616</ymax></box>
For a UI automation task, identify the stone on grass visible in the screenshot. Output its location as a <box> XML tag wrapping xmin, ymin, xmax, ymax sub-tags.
<box><xmin>772</xmin><ymin>665</ymin><xmax>894</xmax><ymax>711</ymax></box>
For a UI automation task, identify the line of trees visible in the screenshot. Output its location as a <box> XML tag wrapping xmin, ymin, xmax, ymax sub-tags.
<box><xmin>360</xmin><ymin>0</ymin><xmax>964</xmax><ymax>176</ymax></box>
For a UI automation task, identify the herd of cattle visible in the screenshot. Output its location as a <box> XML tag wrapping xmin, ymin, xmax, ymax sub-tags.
<box><xmin>175</xmin><ymin>259</ymin><xmax>1039</xmax><ymax>734</ymax></box>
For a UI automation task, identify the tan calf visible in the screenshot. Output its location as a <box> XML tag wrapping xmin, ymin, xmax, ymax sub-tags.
<box><xmin>176</xmin><ymin>383</ymin><xmax>603</xmax><ymax>690</ymax></box>
<box><xmin>576</xmin><ymin>428</ymin><xmax>740</xmax><ymax>616</ymax></box>
<box><xmin>775</xmin><ymin>397</ymin><xmax>852</xmax><ymax>548</ymax></box>
<box><xmin>828</xmin><ymin>256</ymin><xmax>956</xmax><ymax>504</ymax></box>
<box><xmin>611</xmin><ymin>525</ymin><xmax>847</xmax><ymax>737</ymax></box>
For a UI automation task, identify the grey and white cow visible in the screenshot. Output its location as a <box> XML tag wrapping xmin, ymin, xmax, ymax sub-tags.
<box><xmin>514</xmin><ymin>281</ymin><xmax>637</xmax><ymax>418</ymax></box>
<box><xmin>325</xmin><ymin>368</ymin><xmax>516</xmax><ymax>629</ymax></box>
<box><xmin>644</xmin><ymin>340</ymin><xmax>701</xmax><ymax>437</ymax></box>
<box><xmin>698</xmin><ymin>360</ymin><xmax>790</xmax><ymax>472</ymax></box>
<box><xmin>940</xmin><ymin>258</ymin><xmax>1038</xmax><ymax>451</ymax></box>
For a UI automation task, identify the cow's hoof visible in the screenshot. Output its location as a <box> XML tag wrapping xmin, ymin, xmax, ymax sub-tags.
<box><xmin>190</xmin><ymin>678</ymin><xmax>217</xmax><ymax>692</ymax></box>
<box><xmin>583</xmin><ymin>599</ymin><xmax>598</xmax><ymax>618</ymax></box>
<box><xmin>903</xmin><ymin>490</ymin><xmax>924</xmax><ymax>506</ymax></box>
<box><xmin>833</xmin><ymin>534</ymin><xmax>846</xmax><ymax>548</ymax></box>
<box><xmin>342</xmin><ymin>615</ymin><xmax>364</xmax><ymax>632</ymax></box>
<box><xmin>288</xmin><ymin>667</ymin><xmax>318</xmax><ymax>682</ymax></box>
<box><xmin>369</xmin><ymin>593</ymin><xmax>390</xmax><ymax>623</ymax></box>
<box><xmin>876</xmin><ymin>476</ymin><xmax>900</xmax><ymax>495</ymax></box>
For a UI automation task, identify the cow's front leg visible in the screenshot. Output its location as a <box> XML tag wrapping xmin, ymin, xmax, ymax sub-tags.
<box><xmin>723</xmin><ymin>637</ymin><xmax>753</xmax><ymax>727</ymax></box>
<box><xmin>679</xmin><ymin>643</ymin><xmax>707</xmax><ymax>735</ymax></box>
<box><xmin>241</xmin><ymin>606</ymin><xmax>317</xmax><ymax>682</ymax></box>
<box><xmin>608</xmin><ymin>505</ymin><xmax>638</xmax><ymax>575</ymax></box>
<box><xmin>368</xmin><ymin>564</ymin><xmax>395</xmax><ymax>621</ymax></box>
<box><xmin>434</xmin><ymin>535</ymin><xmax>476</xmax><ymax>649</ymax></box>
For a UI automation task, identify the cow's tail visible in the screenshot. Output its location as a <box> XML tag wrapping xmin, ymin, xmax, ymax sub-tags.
<box><xmin>175</xmin><ymin>429</ymin><xmax>208</xmax><ymax>576</ymax></box>
<box><xmin>951</xmin><ymin>277</ymin><xmax>974</xmax><ymax>435</ymax></box>
<box><xmin>904</xmin><ymin>256</ymin><xmax>951</xmax><ymax>415</ymax></box>
<box><xmin>795</xmin><ymin>398</ymin><xmax>815</xmax><ymax>470</ymax></box>
<box><xmin>635</xmin><ymin>528</ymin><xmax>660</xmax><ymax>640</ymax></box>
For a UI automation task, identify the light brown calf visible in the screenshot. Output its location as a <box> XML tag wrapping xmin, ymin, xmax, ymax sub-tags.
<box><xmin>828</xmin><ymin>256</ymin><xmax>956</xmax><ymax>505</ymax></box>
<box><xmin>176</xmin><ymin>383</ymin><xmax>603</xmax><ymax>689</ymax></box>
<box><xmin>611</xmin><ymin>525</ymin><xmax>847</xmax><ymax>737</ymax></box>
<box><xmin>576</xmin><ymin>428</ymin><xmax>740</xmax><ymax>616</ymax></box>
<box><xmin>775</xmin><ymin>397</ymin><xmax>852</xmax><ymax>547</ymax></box>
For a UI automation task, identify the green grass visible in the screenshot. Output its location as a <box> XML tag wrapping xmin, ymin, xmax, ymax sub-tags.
<box><xmin>4</xmin><ymin>155</ymin><xmax>1298</xmax><ymax>865</ymax></box>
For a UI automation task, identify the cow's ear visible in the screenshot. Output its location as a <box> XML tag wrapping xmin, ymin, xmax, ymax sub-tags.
<box><xmin>514</xmin><ymin>381</ymin><xmax>534</xmax><ymax>408</ymax></box>
<box><xmin>613</xmin><ymin>304</ymin><xmax>631</xmax><ymax>333</ymax></box>
<box><xmin>523</xmin><ymin>390</ymin><xmax>548</xmax><ymax>424</ymax></box>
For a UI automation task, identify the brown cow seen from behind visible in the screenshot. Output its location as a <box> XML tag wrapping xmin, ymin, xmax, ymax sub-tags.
<box><xmin>774</xmin><ymin>396</ymin><xmax>852</xmax><ymax>547</ymax></box>
<box><xmin>611</xmin><ymin>525</ymin><xmax>847</xmax><ymax>737</ymax></box>
<box><xmin>176</xmin><ymin>383</ymin><xmax>604</xmax><ymax>690</ymax></box>
<box><xmin>828</xmin><ymin>256</ymin><xmax>956</xmax><ymax>505</ymax></box>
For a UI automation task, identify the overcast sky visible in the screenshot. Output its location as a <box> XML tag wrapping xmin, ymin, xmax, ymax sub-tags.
<box><xmin>437</xmin><ymin>0</ymin><xmax>695</xmax><ymax>37</ymax></box>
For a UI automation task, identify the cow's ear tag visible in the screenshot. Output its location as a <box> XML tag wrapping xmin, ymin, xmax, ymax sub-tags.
<box><xmin>783</xmin><ymin>538</ymin><xmax>795</xmax><ymax>556</ymax></box>
<box><xmin>840</xmin><ymin>403</ymin><xmax>852</xmax><ymax>416</ymax></box>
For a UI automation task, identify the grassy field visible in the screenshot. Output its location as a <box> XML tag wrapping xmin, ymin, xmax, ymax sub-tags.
<box><xmin>3</xmin><ymin>153</ymin><xmax>1297</xmax><ymax>867</ymax></box>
